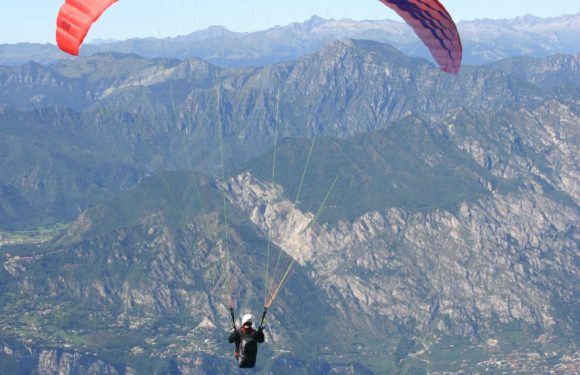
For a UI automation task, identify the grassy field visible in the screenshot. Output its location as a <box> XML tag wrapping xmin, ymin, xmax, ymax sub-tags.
<box><xmin>0</xmin><ymin>222</ymin><xmax>69</xmax><ymax>247</ymax></box>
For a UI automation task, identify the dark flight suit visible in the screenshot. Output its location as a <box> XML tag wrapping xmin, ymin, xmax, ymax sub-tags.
<box><xmin>228</xmin><ymin>326</ymin><xmax>265</xmax><ymax>368</ymax></box>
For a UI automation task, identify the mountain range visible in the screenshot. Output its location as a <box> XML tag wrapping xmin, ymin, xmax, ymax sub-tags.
<box><xmin>1</xmin><ymin>13</ymin><xmax>579</xmax><ymax>67</ymax></box>
<box><xmin>0</xmin><ymin>24</ymin><xmax>578</xmax><ymax>375</ymax></box>
<box><xmin>0</xmin><ymin>39</ymin><xmax>577</xmax><ymax>229</ymax></box>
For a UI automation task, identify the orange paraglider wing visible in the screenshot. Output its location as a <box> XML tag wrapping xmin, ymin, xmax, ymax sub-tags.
<box><xmin>56</xmin><ymin>0</ymin><xmax>118</xmax><ymax>56</ymax></box>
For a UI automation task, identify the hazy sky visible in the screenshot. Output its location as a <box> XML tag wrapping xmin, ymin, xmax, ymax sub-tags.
<box><xmin>1</xmin><ymin>0</ymin><xmax>578</xmax><ymax>44</ymax></box>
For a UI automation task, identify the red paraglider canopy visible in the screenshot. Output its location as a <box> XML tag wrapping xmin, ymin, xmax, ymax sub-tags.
<box><xmin>56</xmin><ymin>0</ymin><xmax>118</xmax><ymax>56</ymax></box>
<box><xmin>378</xmin><ymin>0</ymin><xmax>462</xmax><ymax>73</ymax></box>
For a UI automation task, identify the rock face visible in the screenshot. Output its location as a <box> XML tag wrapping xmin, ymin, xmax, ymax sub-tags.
<box><xmin>3</xmin><ymin>139</ymin><xmax>574</xmax><ymax>374</ymax></box>
<box><xmin>224</xmin><ymin>172</ymin><xmax>578</xmax><ymax>336</ymax></box>
<box><xmin>1</xmin><ymin>345</ymin><xmax>119</xmax><ymax>375</ymax></box>
<box><xmin>2</xmin><ymin>345</ymin><xmax>374</xmax><ymax>375</ymax></box>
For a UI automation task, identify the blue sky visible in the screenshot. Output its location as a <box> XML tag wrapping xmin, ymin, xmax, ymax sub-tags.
<box><xmin>1</xmin><ymin>0</ymin><xmax>578</xmax><ymax>44</ymax></box>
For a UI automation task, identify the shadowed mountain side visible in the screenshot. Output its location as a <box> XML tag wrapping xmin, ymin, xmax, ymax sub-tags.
<box><xmin>245</xmin><ymin>116</ymin><xmax>516</xmax><ymax>223</ymax></box>
<box><xmin>0</xmin><ymin>107</ymin><xmax>144</xmax><ymax>229</ymax></box>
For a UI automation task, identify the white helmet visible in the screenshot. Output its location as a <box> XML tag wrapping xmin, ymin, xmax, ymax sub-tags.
<box><xmin>241</xmin><ymin>313</ymin><xmax>255</xmax><ymax>326</ymax></box>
